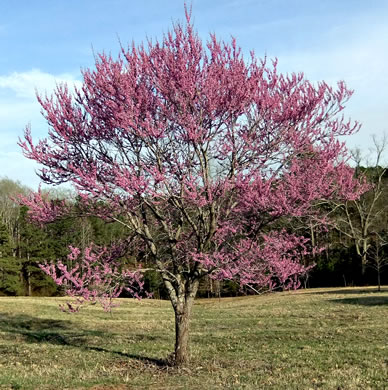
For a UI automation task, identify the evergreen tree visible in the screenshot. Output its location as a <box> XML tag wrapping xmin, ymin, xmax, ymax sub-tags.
<box><xmin>17</xmin><ymin>206</ymin><xmax>58</xmax><ymax>296</ymax></box>
<box><xmin>0</xmin><ymin>221</ymin><xmax>23</xmax><ymax>295</ymax></box>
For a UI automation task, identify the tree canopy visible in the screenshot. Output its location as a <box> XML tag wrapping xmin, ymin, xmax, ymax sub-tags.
<box><xmin>18</xmin><ymin>10</ymin><xmax>365</xmax><ymax>365</ymax></box>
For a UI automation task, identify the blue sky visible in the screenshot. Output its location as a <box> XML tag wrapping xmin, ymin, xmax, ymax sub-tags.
<box><xmin>1</xmin><ymin>0</ymin><xmax>387</xmax><ymax>189</ymax></box>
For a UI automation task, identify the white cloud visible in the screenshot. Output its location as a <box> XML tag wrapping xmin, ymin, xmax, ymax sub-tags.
<box><xmin>0</xmin><ymin>69</ymin><xmax>82</xmax><ymax>189</ymax></box>
<box><xmin>0</xmin><ymin>150</ymin><xmax>41</xmax><ymax>189</ymax></box>
<box><xmin>0</xmin><ymin>68</ymin><xmax>81</xmax><ymax>99</ymax></box>
<box><xmin>0</xmin><ymin>69</ymin><xmax>82</xmax><ymax>133</ymax></box>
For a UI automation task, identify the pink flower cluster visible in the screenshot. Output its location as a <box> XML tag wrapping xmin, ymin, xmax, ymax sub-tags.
<box><xmin>40</xmin><ymin>244</ymin><xmax>145</xmax><ymax>312</ymax></box>
<box><xmin>18</xmin><ymin>11</ymin><xmax>366</xmax><ymax>308</ymax></box>
<box><xmin>191</xmin><ymin>231</ymin><xmax>312</xmax><ymax>292</ymax></box>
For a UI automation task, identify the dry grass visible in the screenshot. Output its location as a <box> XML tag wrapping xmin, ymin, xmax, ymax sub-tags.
<box><xmin>0</xmin><ymin>286</ymin><xmax>387</xmax><ymax>389</ymax></box>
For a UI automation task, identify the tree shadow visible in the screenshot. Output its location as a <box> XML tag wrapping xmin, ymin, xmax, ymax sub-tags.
<box><xmin>330</xmin><ymin>296</ymin><xmax>388</xmax><ymax>306</ymax></box>
<box><xmin>303</xmin><ymin>287</ymin><xmax>388</xmax><ymax>295</ymax></box>
<box><xmin>86</xmin><ymin>345</ymin><xmax>170</xmax><ymax>367</ymax></box>
<box><xmin>0</xmin><ymin>312</ymin><xmax>168</xmax><ymax>367</ymax></box>
<box><xmin>0</xmin><ymin>312</ymin><xmax>74</xmax><ymax>344</ymax></box>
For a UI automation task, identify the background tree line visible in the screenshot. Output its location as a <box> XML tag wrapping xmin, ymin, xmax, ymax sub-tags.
<box><xmin>1</xmin><ymin>138</ymin><xmax>387</xmax><ymax>298</ymax></box>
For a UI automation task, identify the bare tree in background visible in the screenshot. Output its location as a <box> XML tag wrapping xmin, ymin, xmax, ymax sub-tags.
<box><xmin>369</xmin><ymin>232</ymin><xmax>388</xmax><ymax>291</ymax></box>
<box><xmin>0</xmin><ymin>178</ymin><xmax>30</xmax><ymax>255</ymax></box>
<box><xmin>330</xmin><ymin>134</ymin><xmax>388</xmax><ymax>282</ymax></box>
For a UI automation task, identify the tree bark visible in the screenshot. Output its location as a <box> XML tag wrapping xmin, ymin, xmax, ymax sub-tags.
<box><xmin>361</xmin><ymin>253</ymin><xmax>367</xmax><ymax>275</ymax></box>
<box><xmin>174</xmin><ymin>305</ymin><xmax>192</xmax><ymax>365</ymax></box>
<box><xmin>27</xmin><ymin>270</ymin><xmax>32</xmax><ymax>297</ymax></box>
<box><xmin>167</xmin><ymin>278</ymin><xmax>199</xmax><ymax>366</ymax></box>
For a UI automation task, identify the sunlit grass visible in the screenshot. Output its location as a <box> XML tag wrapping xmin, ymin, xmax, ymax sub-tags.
<box><xmin>0</xmin><ymin>286</ymin><xmax>387</xmax><ymax>389</ymax></box>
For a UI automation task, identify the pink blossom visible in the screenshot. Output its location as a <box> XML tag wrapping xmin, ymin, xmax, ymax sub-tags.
<box><xmin>19</xmin><ymin>11</ymin><xmax>365</xmax><ymax>311</ymax></box>
<box><xmin>40</xmin><ymin>243</ymin><xmax>145</xmax><ymax>312</ymax></box>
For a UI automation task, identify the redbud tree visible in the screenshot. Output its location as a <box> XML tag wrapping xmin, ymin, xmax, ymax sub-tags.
<box><xmin>19</xmin><ymin>11</ymin><xmax>364</xmax><ymax>365</ymax></box>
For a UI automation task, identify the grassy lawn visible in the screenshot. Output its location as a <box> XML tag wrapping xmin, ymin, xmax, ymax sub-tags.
<box><xmin>0</xmin><ymin>287</ymin><xmax>387</xmax><ymax>389</ymax></box>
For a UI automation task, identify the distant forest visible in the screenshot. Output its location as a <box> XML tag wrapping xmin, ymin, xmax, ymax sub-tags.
<box><xmin>1</xmin><ymin>142</ymin><xmax>387</xmax><ymax>297</ymax></box>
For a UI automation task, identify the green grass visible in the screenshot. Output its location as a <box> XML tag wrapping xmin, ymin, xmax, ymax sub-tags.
<box><xmin>0</xmin><ymin>287</ymin><xmax>387</xmax><ymax>389</ymax></box>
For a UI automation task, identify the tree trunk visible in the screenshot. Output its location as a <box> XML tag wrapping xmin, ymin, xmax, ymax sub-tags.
<box><xmin>166</xmin><ymin>278</ymin><xmax>199</xmax><ymax>366</ymax></box>
<box><xmin>361</xmin><ymin>253</ymin><xmax>367</xmax><ymax>275</ymax></box>
<box><xmin>27</xmin><ymin>253</ymin><xmax>31</xmax><ymax>296</ymax></box>
<box><xmin>27</xmin><ymin>270</ymin><xmax>32</xmax><ymax>296</ymax></box>
<box><xmin>174</xmin><ymin>305</ymin><xmax>192</xmax><ymax>365</ymax></box>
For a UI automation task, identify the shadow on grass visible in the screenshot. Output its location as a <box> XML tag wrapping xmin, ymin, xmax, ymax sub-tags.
<box><xmin>86</xmin><ymin>345</ymin><xmax>169</xmax><ymax>367</ymax></box>
<box><xmin>0</xmin><ymin>312</ymin><xmax>168</xmax><ymax>366</ymax></box>
<box><xmin>0</xmin><ymin>313</ymin><xmax>74</xmax><ymax>344</ymax></box>
<box><xmin>330</xmin><ymin>296</ymin><xmax>388</xmax><ymax>306</ymax></box>
<box><xmin>304</xmin><ymin>287</ymin><xmax>388</xmax><ymax>295</ymax></box>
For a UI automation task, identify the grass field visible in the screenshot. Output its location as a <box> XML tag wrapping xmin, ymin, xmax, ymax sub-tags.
<box><xmin>0</xmin><ymin>287</ymin><xmax>387</xmax><ymax>389</ymax></box>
